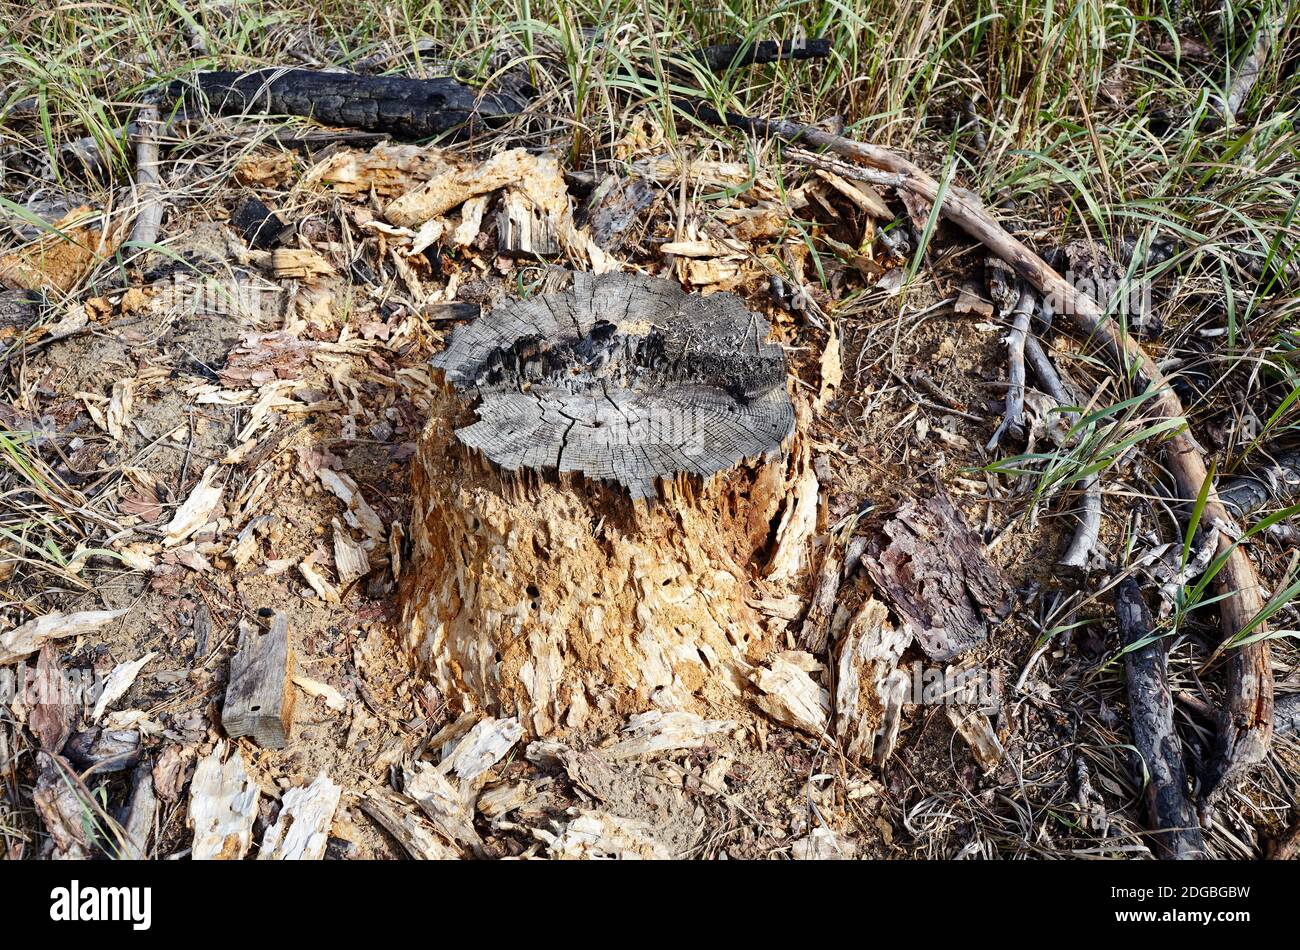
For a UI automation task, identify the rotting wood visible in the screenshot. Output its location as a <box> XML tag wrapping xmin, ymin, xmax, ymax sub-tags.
<box><xmin>359</xmin><ymin>791</ymin><xmax>459</xmax><ymax>860</ymax></box>
<box><xmin>258</xmin><ymin>773</ymin><xmax>341</xmax><ymax>860</ymax></box>
<box><xmin>946</xmin><ymin>706</ymin><xmax>1004</xmax><ymax>773</ymax></box>
<box><xmin>1116</xmin><ymin>577</ymin><xmax>1206</xmax><ymax>860</ymax></box>
<box><xmin>860</xmin><ymin>487</ymin><xmax>1011</xmax><ymax>662</ymax></box>
<box><xmin>431</xmin><ymin>271</ymin><xmax>793</xmax><ymax>499</ymax></box>
<box><xmin>690</xmin><ymin>102</ymin><xmax>1272</xmax><ymax>800</ymax></box>
<box><xmin>833</xmin><ymin>597</ymin><xmax>912</xmax><ymax>766</ymax></box>
<box><xmin>221</xmin><ymin>614</ymin><xmax>294</xmax><ymax>749</ymax></box>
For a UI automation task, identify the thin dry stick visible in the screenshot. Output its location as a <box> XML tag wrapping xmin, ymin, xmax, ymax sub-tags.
<box><xmin>127</xmin><ymin>104</ymin><xmax>162</xmax><ymax>249</ymax></box>
<box><xmin>987</xmin><ymin>285</ymin><xmax>1034</xmax><ymax>450</ymax></box>
<box><xmin>1024</xmin><ymin>336</ymin><xmax>1103</xmax><ymax>574</ymax></box>
<box><xmin>694</xmin><ymin>104</ymin><xmax>1273</xmax><ymax>799</ymax></box>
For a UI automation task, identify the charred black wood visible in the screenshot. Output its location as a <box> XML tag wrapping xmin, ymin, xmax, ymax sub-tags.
<box><xmin>230</xmin><ymin>195</ymin><xmax>288</xmax><ymax>249</ymax></box>
<box><xmin>688</xmin><ymin>38</ymin><xmax>832</xmax><ymax>72</ymax></box>
<box><xmin>1219</xmin><ymin>448</ymin><xmax>1300</xmax><ymax>516</ymax></box>
<box><xmin>167</xmin><ymin>69</ymin><xmax>527</xmax><ymax>139</ymax></box>
<box><xmin>1116</xmin><ymin>578</ymin><xmax>1206</xmax><ymax>860</ymax></box>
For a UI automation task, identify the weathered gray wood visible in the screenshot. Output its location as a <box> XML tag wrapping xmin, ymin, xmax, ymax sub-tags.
<box><xmin>221</xmin><ymin>615</ymin><xmax>294</xmax><ymax>748</ymax></box>
<box><xmin>860</xmin><ymin>488</ymin><xmax>1011</xmax><ymax>661</ymax></box>
<box><xmin>1117</xmin><ymin>578</ymin><xmax>1206</xmax><ymax>860</ymax></box>
<box><xmin>432</xmin><ymin>272</ymin><xmax>794</xmax><ymax>498</ymax></box>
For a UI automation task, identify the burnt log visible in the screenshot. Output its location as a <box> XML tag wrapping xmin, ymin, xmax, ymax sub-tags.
<box><xmin>1117</xmin><ymin>578</ymin><xmax>1206</xmax><ymax>860</ymax></box>
<box><xmin>405</xmin><ymin>271</ymin><xmax>802</xmax><ymax>735</ymax></box>
<box><xmin>168</xmin><ymin>69</ymin><xmax>526</xmax><ymax>139</ymax></box>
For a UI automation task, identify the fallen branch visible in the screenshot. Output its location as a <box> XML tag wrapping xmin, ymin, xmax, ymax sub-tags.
<box><xmin>168</xmin><ymin>69</ymin><xmax>527</xmax><ymax>139</ymax></box>
<box><xmin>1023</xmin><ymin>335</ymin><xmax>1103</xmax><ymax>575</ymax></box>
<box><xmin>1204</xmin><ymin>17</ymin><xmax>1276</xmax><ymax>129</ymax></box>
<box><xmin>691</xmin><ymin>102</ymin><xmax>1272</xmax><ymax>799</ymax></box>
<box><xmin>690</xmin><ymin>38</ymin><xmax>833</xmax><ymax>72</ymax></box>
<box><xmin>1116</xmin><ymin>578</ymin><xmax>1206</xmax><ymax>860</ymax></box>
<box><xmin>987</xmin><ymin>284</ymin><xmax>1034</xmax><ymax>450</ymax></box>
<box><xmin>126</xmin><ymin>104</ymin><xmax>162</xmax><ymax>249</ymax></box>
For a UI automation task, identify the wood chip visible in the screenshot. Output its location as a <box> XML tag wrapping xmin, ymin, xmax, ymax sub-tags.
<box><xmin>90</xmin><ymin>651</ymin><xmax>156</xmax><ymax>722</ymax></box>
<box><xmin>748</xmin><ymin>651</ymin><xmax>830</xmax><ymax>735</ymax></box>
<box><xmin>0</xmin><ymin>608</ymin><xmax>127</xmax><ymax>666</ymax></box>
<box><xmin>188</xmin><ymin>741</ymin><xmax>260</xmax><ymax>860</ymax></box>
<box><xmin>258</xmin><ymin>773</ymin><xmax>341</xmax><ymax>860</ymax></box>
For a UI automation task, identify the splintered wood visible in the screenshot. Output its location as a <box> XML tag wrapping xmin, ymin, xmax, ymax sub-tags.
<box><xmin>407</xmin><ymin>272</ymin><xmax>808</xmax><ymax>735</ymax></box>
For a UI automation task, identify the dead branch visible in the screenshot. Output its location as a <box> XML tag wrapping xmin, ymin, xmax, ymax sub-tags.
<box><xmin>987</xmin><ymin>284</ymin><xmax>1034</xmax><ymax>450</ymax></box>
<box><xmin>168</xmin><ymin>69</ymin><xmax>527</xmax><ymax>139</ymax></box>
<box><xmin>690</xmin><ymin>101</ymin><xmax>1272</xmax><ymax>799</ymax></box>
<box><xmin>1116</xmin><ymin>577</ymin><xmax>1206</xmax><ymax>860</ymax></box>
<box><xmin>1205</xmin><ymin>18</ymin><xmax>1276</xmax><ymax>129</ymax></box>
<box><xmin>689</xmin><ymin>38</ymin><xmax>833</xmax><ymax>72</ymax></box>
<box><xmin>1024</xmin><ymin>335</ymin><xmax>1102</xmax><ymax>575</ymax></box>
<box><xmin>126</xmin><ymin>104</ymin><xmax>162</xmax><ymax>249</ymax></box>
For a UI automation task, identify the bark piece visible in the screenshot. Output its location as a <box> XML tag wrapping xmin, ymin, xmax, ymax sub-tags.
<box><xmin>834</xmin><ymin>598</ymin><xmax>913</xmax><ymax>766</ymax></box>
<box><xmin>188</xmin><ymin>741</ymin><xmax>260</xmax><ymax>860</ymax></box>
<box><xmin>1117</xmin><ymin>578</ymin><xmax>1207</xmax><ymax>860</ymax></box>
<box><xmin>861</xmin><ymin>488</ymin><xmax>1011</xmax><ymax>661</ymax></box>
<box><xmin>258</xmin><ymin>773</ymin><xmax>341</xmax><ymax>860</ymax></box>
<box><xmin>221</xmin><ymin>614</ymin><xmax>294</xmax><ymax>749</ymax></box>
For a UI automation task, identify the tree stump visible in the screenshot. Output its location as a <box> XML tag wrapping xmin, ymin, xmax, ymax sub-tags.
<box><xmin>405</xmin><ymin>272</ymin><xmax>800</xmax><ymax>735</ymax></box>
